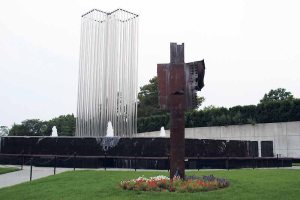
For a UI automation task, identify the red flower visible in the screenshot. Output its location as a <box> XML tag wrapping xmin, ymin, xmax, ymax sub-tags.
<box><xmin>147</xmin><ymin>180</ymin><xmax>157</xmax><ymax>187</ymax></box>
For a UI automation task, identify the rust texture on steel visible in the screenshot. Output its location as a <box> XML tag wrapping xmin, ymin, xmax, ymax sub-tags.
<box><xmin>157</xmin><ymin>43</ymin><xmax>205</xmax><ymax>178</ymax></box>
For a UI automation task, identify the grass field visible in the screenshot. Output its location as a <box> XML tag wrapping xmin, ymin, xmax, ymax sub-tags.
<box><xmin>0</xmin><ymin>169</ymin><xmax>300</xmax><ymax>200</ymax></box>
<box><xmin>0</xmin><ymin>167</ymin><xmax>19</xmax><ymax>175</ymax></box>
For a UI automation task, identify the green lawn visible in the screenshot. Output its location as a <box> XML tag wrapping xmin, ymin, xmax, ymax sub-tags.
<box><xmin>0</xmin><ymin>167</ymin><xmax>19</xmax><ymax>175</ymax></box>
<box><xmin>0</xmin><ymin>169</ymin><xmax>300</xmax><ymax>200</ymax></box>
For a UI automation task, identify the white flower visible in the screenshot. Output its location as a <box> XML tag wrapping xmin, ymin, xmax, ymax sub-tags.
<box><xmin>122</xmin><ymin>175</ymin><xmax>170</xmax><ymax>184</ymax></box>
<box><xmin>136</xmin><ymin>175</ymin><xmax>149</xmax><ymax>181</ymax></box>
<box><xmin>149</xmin><ymin>175</ymin><xmax>170</xmax><ymax>181</ymax></box>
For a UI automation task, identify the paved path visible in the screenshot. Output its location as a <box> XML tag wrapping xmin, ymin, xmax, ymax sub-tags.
<box><xmin>0</xmin><ymin>165</ymin><xmax>72</xmax><ymax>189</ymax></box>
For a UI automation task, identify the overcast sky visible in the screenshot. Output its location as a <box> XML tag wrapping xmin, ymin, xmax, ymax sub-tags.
<box><xmin>0</xmin><ymin>0</ymin><xmax>299</xmax><ymax>127</ymax></box>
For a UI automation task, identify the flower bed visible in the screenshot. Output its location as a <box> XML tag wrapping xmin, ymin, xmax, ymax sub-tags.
<box><xmin>120</xmin><ymin>175</ymin><xmax>229</xmax><ymax>192</ymax></box>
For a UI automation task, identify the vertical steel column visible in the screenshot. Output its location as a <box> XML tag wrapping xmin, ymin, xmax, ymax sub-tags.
<box><xmin>170</xmin><ymin>110</ymin><xmax>185</xmax><ymax>178</ymax></box>
<box><xmin>157</xmin><ymin>43</ymin><xmax>205</xmax><ymax>179</ymax></box>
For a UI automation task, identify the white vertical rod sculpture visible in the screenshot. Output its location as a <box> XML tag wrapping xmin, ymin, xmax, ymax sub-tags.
<box><xmin>76</xmin><ymin>9</ymin><xmax>139</xmax><ymax>137</ymax></box>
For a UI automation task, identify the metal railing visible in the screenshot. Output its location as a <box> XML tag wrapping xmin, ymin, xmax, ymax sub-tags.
<box><xmin>0</xmin><ymin>153</ymin><xmax>292</xmax><ymax>181</ymax></box>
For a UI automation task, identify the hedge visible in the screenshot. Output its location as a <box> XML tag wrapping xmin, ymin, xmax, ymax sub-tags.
<box><xmin>137</xmin><ymin>99</ymin><xmax>300</xmax><ymax>133</ymax></box>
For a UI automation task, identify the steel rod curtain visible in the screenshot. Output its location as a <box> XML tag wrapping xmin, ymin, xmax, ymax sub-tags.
<box><xmin>76</xmin><ymin>9</ymin><xmax>139</xmax><ymax>137</ymax></box>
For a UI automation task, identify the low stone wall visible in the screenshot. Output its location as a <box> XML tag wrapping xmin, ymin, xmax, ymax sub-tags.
<box><xmin>0</xmin><ymin>137</ymin><xmax>257</xmax><ymax>157</ymax></box>
<box><xmin>0</xmin><ymin>136</ymin><xmax>264</xmax><ymax>169</ymax></box>
<box><xmin>136</xmin><ymin>121</ymin><xmax>300</xmax><ymax>158</ymax></box>
<box><xmin>5</xmin><ymin>137</ymin><xmax>293</xmax><ymax>169</ymax></box>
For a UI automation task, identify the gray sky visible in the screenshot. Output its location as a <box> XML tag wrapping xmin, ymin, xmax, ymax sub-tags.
<box><xmin>0</xmin><ymin>0</ymin><xmax>299</xmax><ymax>127</ymax></box>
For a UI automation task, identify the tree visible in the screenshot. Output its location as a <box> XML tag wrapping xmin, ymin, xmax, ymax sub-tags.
<box><xmin>9</xmin><ymin>119</ymin><xmax>49</xmax><ymax>136</ymax></box>
<box><xmin>137</xmin><ymin>76</ymin><xmax>165</xmax><ymax>118</ymax></box>
<box><xmin>9</xmin><ymin>114</ymin><xmax>76</xmax><ymax>136</ymax></box>
<box><xmin>48</xmin><ymin>114</ymin><xmax>76</xmax><ymax>136</ymax></box>
<box><xmin>137</xmin><ymin>76</ymin><xmax>205</xmax><ymax>118</ymax></box>
<box><xmin>260</xmin><ymin>88</ymin><xmax>294</xmax><ymax>103</ymax></box>
<box><xmin>196</xmin><ymin>96</ymin><xmax>205</xmax><ymax>109</ymax></box>
<box><xmin>0</xmin><ymin>126</ymin><xmax>9</xmax><ymax>136</ymax></box>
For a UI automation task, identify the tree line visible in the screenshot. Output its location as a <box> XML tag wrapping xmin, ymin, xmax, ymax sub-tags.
<box><xmin>5</xmin><ymin>114</ymin><xmax>76</xmax><ymax>137</ymax></box>
<box><xmin>1</xmin><ymin>76</ymin><xmax>298</xmax><ymax>136</ymax></box>
<box><xmin>136</xmin><ymin>78</ymin><xmax>299</xmax><ymax>132</ymax></box>
<box><xmin>137</xmin><ymin>99</ymin><xmax>300</xmax><ymax>133</ymax></box>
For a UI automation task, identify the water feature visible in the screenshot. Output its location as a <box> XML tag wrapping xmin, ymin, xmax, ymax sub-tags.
<box><xmin>106</xmin><ymin>121</ymin><xmax>114</xmax><ymax>137</ymax></box>
<box><xmin>51</xmin><ymin>126</ymin><xmax>58</xmax><ymax>137</ymax></box>
<box><xmin>160</xmin><ymin>126</ymin><xmax>166</xmax><ymax>137</ymax></box>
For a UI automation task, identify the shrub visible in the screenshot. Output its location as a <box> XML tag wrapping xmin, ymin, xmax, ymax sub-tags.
<box><xmin>137</xmin><ymin>99</ymin><xmax>300</xmax><ymax>133</ymax></box>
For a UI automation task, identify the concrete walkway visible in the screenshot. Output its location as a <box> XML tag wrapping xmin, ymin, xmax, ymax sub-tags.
<box><xmin>0</xmin><ymin>165</ymin><xmax>72</xmax><ymax>189</ymax></box>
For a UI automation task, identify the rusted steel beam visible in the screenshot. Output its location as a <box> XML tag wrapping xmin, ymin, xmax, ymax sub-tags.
<box><xmin>170</xmin><ymin>109</ymin><xmax>185</xmax><ymax>178</ymax></box>
<box><xmin>157</xmin><ymin>42</ymin><xmax>205</xmax><ymax>179</ymax></box>
<box><xmin>158</xmin><ymin>43</ymin><xmax>186</xmax><ymax>178</ymax></box>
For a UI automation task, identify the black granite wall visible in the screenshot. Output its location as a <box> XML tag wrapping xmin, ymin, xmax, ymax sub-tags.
<box><xmin>2</xmin><ymin>136</ymin><xmax>290</xmax><ymax>169</ymax></box>
<box><xmin>261</xmin><ymin>141</ymin><xmax>274</xmax><ymax>157</ymax></box>
<box><xmin>0</xmin><ymin>136</ymin><xmax>258</xmax><ymax>157</ymax></box>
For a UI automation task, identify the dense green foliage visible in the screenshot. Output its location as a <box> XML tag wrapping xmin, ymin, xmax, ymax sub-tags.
<box><xmin>136</xmin><ymin>83</ymin><xmax>299</xmax><ymax>133</ymax></box>
<box><xmin>137</xmin><ymin>76</ymin><xmax>166</xmax><ymax>117</ymax></box>
<box><xmin>260</xmin><ymin>88</ymin><xmax>294</xmax><ymax>103</ymax></box>
<box><xmin>0</xmin><ymin>126</ymin><xmax>9</xmax><ymax>136</ymax></box>
<box><xmin>0</xmin><ymin>169</ymin><xmax>300</xmax><ymax>200</ymax></box>
<box><xmin>9</xmin><ymin>119</ymin><xmax>49</xmax><ymax>136</ymax></box>
<box><xmin>47</xmin><ymin>114</ymin><xmax>76</xmax><ymax>136</ymax></box>
<box><xmin>7</xmin><ymin>87</ymin><xmax>298</xmax><ymax>135</ymax></box>
<box><xmin>137</xmin><ymin>99</ymin><xmax>300</xmax><ymax>132</ymax></box>
<box><xmin>9</xmin><ymin>114</ymin><xmax>75</xmax><ymax>136</ymax></box>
